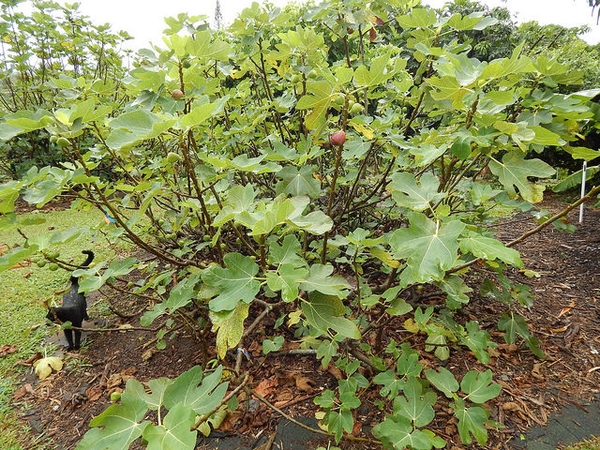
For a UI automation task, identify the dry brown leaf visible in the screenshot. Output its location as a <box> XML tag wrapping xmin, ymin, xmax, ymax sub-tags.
<box><xmin>12</xmin><ymin>383</ymin><xmax>35</xmax><ymax>401</ymax></box>
<box><xmin>558</xmin><ymin>301</ymin><xmax>576</xmax><ymax>317</ymax></box>
<box><xmin>531</xmin><ymin>363</ymin><xmax>544</xmax><ymax>381</ymax></box>
<box><xmin>0</xmin><ymin>344</ymin><xmax>18</xmax><ymax>358</ymax></box>
<box><xmin>327</xmin><ymin>365</ymin><xmax>343</xmax><ymax>380</ymax></box>
<box><xmin>274</xmin><ymin>388</ymin><xmax>294</xmax><ymax>404</ymax></box>
<box><xmin>13</xmin><ymin>352</ymin><xmax>42</xmax><ymax>367</ymax></box>
<box><xmin>295</xmin><ymin>376</ymin><xmax>314</xmax><ymax>393</ymax></box>
<box><xmin>106</xmin><ymin>373</ymin><xmax>123</xmax><ymax>389</ymax></box>
<box><xmin>141</xmin><ymin>348</ymin><xmax>157</xmax><ymax>361</ymax></box>
<box><xmin>86</xmin><ymin>384</ymin><xmax>105</xmax><ymax>402</ymax></box>
<box><xmin>254</xmin><ymin>377</ymin><xmax>278</xmax><ymax>398</ymax></box>
<box><xmin>121</xmin><ymin>367</ymin><xmax>137</xmax><ymax>377</ymax></box>
<box><xmin>502</xmin><ymin>402</ymin><xmax>523</xmax><ymax>412</ymax></box>
<box><xmin>220</xmin><ymin>410</ymin><xmax>243</xmax><ymax>432</ymax></box>
<box><xmin>550</xmin><ymin>324</ymin><xmax>570</xmax><ymax>334</ymax></box>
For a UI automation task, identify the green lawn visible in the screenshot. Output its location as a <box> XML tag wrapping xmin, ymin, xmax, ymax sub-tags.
<box><xmin>0</xmin><ymin>206</ymin><xmax>113</xmax><ymax>450</ymax></box>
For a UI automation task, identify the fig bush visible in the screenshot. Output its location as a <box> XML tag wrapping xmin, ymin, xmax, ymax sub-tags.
<box><xmin>2</xmin><ymin>0</ymin><xmax>600</xmax><ymax>448</ymax></box>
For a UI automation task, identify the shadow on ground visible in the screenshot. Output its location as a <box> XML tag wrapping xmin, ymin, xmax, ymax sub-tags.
<box><xmin>512</xmin><ymin>393</ymin><xmax>600</xmax><ymax>449</ymax></box>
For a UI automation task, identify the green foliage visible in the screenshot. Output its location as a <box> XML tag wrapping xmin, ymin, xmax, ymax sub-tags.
<box><xmin>76</xmin><ymin>366</ymin><xmax>228</xmax><ymax>450</ymax></box>
<box><xmin>0</xmin><ymin>0</ymin><xmax>130</xmax><ymax>178</ymax></box>
<box><xmin>2</xmin><ymin>0</ymin><xmax>600</xmax><ymax>447</ymax></box>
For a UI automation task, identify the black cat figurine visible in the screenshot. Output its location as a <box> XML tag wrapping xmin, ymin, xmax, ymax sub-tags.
<box><xmin>46</xmin><ymin>250</ymin><xmax>94</xmax><ymax>350</ymax></box>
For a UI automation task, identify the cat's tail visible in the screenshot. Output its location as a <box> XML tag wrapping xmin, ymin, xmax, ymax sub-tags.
<box><xmin>70</xmin><ymin>251</ymin><xmax>95</xmax><ymax>283</ymax></box>
<box><xmin>80</xmin><ymin>250</ymin><xmax>94</xmax><ymax>267</ymax></box>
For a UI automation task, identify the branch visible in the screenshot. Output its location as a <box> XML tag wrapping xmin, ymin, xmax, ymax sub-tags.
<box><xmin>451</xmin><ymin>184</ymin><xmax>600</xmax><ymax>273</ymax></box>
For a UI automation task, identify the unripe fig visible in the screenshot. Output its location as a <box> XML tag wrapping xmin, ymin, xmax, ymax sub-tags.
<box><xmin>307</xmin><ymin>69</ymin><xmax>318</xmax><ymax>79</ymax></box>
<box><xmin>56</xmin><ymin>137</ymin><xmax>70</xmax><ymax>148</ymax></box>
<box><xmin>171</xmin><ymin>89</ymin><xmax>184</xmax><ymax>100</ymax></box>
<box><xmin>330</xmin><ymin>130</ymin><xmax>346</xmax><ymax>146</ymax></box>
<box><xmin>166</xmin><ymin>152</ymin><xmax>182</xmax><ymax>164</ymax></box>
<box><xmin>48</xmin><ymin>263</ymin><xmax>59</xmax><ymax>271</ymax></box>
<box><xmin>331</xmin><ymin>93</ymin><xmax>345</xmax><ymax>106</ymax></box>
<box><xmin>350</xmin><ymin>102</ymin><xmax>363</xmax><ymax>114</ymax></box>
<box><xmin>291</xmin><ymin>74</ymin><xmax>301</xmax><ymax>84</ymax></box>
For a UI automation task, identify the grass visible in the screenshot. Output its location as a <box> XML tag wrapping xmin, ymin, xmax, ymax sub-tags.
<box><xmin>0</xmin><ymin>205</ymin><xmax>116</xmax><ymax>450</ymax></box>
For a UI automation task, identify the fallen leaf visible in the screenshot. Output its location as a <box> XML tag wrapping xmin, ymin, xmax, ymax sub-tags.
<box><xmin>0</xmin><ymin>344</ymin><xmax>17</xmax><ymax>358</ymax></box>
<box><xmin>12</xmin><ymin>384</ymin><xmax>35</xmax><ymax>401</ymax></box>
<box><xmin>550</xmin><ymin>324</ymin><xmax>570</xmax><ymax>334</ymax></box>
<box><xmin>502</xmin><ymin>402</ymin><xmax>523</xmax><ymax>412</ymax></box>
<box><xmin>33</xmin><ymin>356</ymin><xmax>63</xmax><ymax>380</ymax></box>
<box><xmin>558</xmin><ymin>301</ymin><xmax>576</xmax><ymax>318</ymax></box>
<box><xmin>273</xmin><ymin>388</ymin><xmax>294</xmax><ymax>407</ymax></box>
<box><xmin>327</xmin><ymin>365</ymin><xmax>343</xmax><ymax>380</ymax></box>
<box><xmin>254</xmin><ymin>377</ymin><xmax>278</xmax><ymax>398</ymax></box>
<box><xmin>531</xmin><ymin>363</ymin><xmax>544</xmax><ymax>381</ymax></box>
<box><xmin>86</xmin><ymin>384</ymin><xmax>105</xmax><ymax>402</ymax></box>
<box><xmin>141</xmin><ymin>348</ymin><xmax>157</xmax><ymax>361</ymax></box>
<box><xmin>295</xmin><ymin>376</ymin><xmax>314</xmax><ymax>393</ymax></box>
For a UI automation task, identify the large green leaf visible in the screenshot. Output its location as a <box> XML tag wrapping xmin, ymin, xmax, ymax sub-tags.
<box><xmin>393</xmin><ymin>378</ymin><xmax>436</xmax><ymax>428</ymax></box>
<box><xmin>452</xmin><ymin>398</ymin><xmax>490</xmax><ymax>446</ymax></box>
<box><xmin>372</xmin><ymin>415</ymin><xmax>443</xmax><ymax>450</ymax></box>
<box><xmin>202</xmin><ymin>253</ymin><xmax>260</xmax><ymax>312</ymax></box>
<box><xmin>488</xmin><ymin>152</ymin><xmax>555</xmax><ymax>203</ymax></box>
<box><xmin>163</xmin><ymin>366</ymin><xmax>228</xmax><ymax>415</ymax></box>
<box><xmin>390</xmin><ymin>213</ymin><xmax>465</xmax><ymax>283</ymax></box>
<box><xmin>123</xmin><ymin>378</ymin><xmax>170</xmax><ymax>412</ymax></box>
<box><xmin>295</xmin><ymin>80</ymin><xmax>334</xmax><ymax>130</ymax></box>
<box><xmin>301</xmin><ymin>292</ymin><xmax>360</xmax><ymax>339</ymax></box>
<box><xmin>266</xmin><ymin>263</ymin><xmax>308</xmax><ymax>302</ymax></box>
<box><xmin>459</xmin><ymin>232</ymin><xmax>522</xmax><ymax>267</ymax></box>
<box><xmin>299</xmin><ymin>264</ymin><xmax>350</xmax><ymax>297</ymax></box>
<box><xmin>354</xmin><ymin>55</ymin><xmax>392</xmax><ymax>87</ymax></box>
<box><xmin>107</xmin><ymin>110</ymin><xmax>175</xmax><ymax>149</ymax></box>
<box><xmin>142</xmin><ymin>403</ymin><xmax>197</xmax><ymax>450</ymax></box>
<box><xmin>460</xmin><ymin>369</ymin><xmax>501</xmax><ymax>404</ymax></box>
<box><xmin>389</xmin><ymin>172</ymin><xmax>445</xmax><ymax>211</ymax></box>
<box><xmin>275</xmin><ymin>165</ymin><xmax>321</xmax><ymax>198</ymax></box>
<box><xmin>76</xmin><ymin>398</ymin><xmax>150</xmax><ymax>450</ymax></box>
<box><xmin>425</xmin><ymin>367</ymin><xmax>459</xmax><ymax>399</ymax></box>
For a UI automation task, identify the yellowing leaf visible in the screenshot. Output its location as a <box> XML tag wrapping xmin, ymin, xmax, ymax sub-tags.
<box><xmin>210</xmin><ymin>302</ymin><xmax>250</xmax><ymax>359</ymax></box>
<box><xmin>403</xmin><ymin>318</ymin><xmax>420</xmax><ymax>334</ymax></box>
<box><xmin>33</xmin><ymin>356</ymin><xmax>63</xmax><ymax>380</ymax></box>
<box><xmin>349</xmin><ymin>122</ymin><xmax>375</xmax><ymax>140</ymax></box>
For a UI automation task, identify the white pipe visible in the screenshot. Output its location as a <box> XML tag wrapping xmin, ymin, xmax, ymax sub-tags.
<box><xmin>579</xmin><ymin>161</ymin><xmax>587</xmax><ymax>224</ymax></box>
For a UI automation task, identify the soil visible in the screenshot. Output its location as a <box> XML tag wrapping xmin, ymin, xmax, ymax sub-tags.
<box><xmin>9</xmin><ymin>195</ymin><xmax>600</xmax><ymax>449</ymax></box>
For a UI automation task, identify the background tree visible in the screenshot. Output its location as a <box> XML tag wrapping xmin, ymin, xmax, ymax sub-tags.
<box><xmin>436</xmin><ymin>0</ymin><xmax>516</xmax><ymax>60</ymax></box>
<box><xmin>0</xmin><ymin>0</ymin><xmax>130</xmax><ymax>179</ymax></box>
<box><xmin>214</xmin><ymin>0</ymin><xmax>223</xmax><ymax>30</ymax></box>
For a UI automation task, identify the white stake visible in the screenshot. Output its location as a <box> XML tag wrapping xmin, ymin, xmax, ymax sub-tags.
<box><xmin>579</xmin><ymin>161</ymin><xmax>587</xmax><ymax>224</ymax></box>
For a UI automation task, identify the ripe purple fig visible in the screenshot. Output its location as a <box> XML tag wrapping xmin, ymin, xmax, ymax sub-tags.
<box><xmin>330</xmin><ymin>130</ymin><xmax>346</xmax><ymax>146</ymax></box>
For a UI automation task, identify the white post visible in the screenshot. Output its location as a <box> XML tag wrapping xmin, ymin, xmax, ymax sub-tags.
<box><xmin>579</xmin><ymin>161</ymin><xmax>587</xmax><ymax>224</ymax></box>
